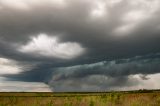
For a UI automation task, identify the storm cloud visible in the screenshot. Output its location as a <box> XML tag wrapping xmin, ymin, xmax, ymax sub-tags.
<box><xmin>0</xmin><ymin>0</ymin><xmax>160</xmax><ymax>91</ymax></box>
<box><xmin>48</xmin><ymin>54</ymin><xmax>160</xmax><ymax>91</ymax></box>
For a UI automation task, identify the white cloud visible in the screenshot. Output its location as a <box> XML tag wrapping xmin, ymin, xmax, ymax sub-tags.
<box><xmin>0</xmin><ymin>58</ymin><xmax>22</xmax><ymax>75</ymax></box>
<box><xmin>90</xmin><ymin>0</ymin><xmax>123</xmax><ymax>19</ymax></box>
<box><xmin>0</xmin><ymin>0</ymin><xmax>66</xmax><ymax>10</ymax></box>
<box><xmin>118</xmin><ymin>73</ymin><xmax>160</xmax><ymax>91</ymax></box>
<box><xmin>113</xmin><ymin>24</ymin><xmax>135</xmax><ymax>36</ymax></box>
<box><xmin>113</xmin><ymin>0</ymin><xmax>160</xmax><ymax>36</ymax></box>
<box><xmin>0</xmin><ymin>0</ymin><xmax>30</xmax><ymax>10</ymax></box>
<box><xmin>18</xmin><ymin>33</ymin><xmax>85</xmax><ymax>59</ymax></box>
<box><xmin>108</xmin><ymin>0</ymin><xmax>122</xmax><ymax>6</ymax></box>
<box><xmin>123</xmin><ymin>10</ymin><xmax>146</xmax><ymax>23</ymax></box>
<box><xmin>129</xmin><ymin>0</ymin><xmax>159</xmax><ymax>13</ymax></box>
<box><xmin>50</xmin><ymin>0</ymin><xmax>65</xmax><ymax>6</ymax></box>
<box><xmin>90</xmin><ymin>1</ymin><xmax>107</xmax><ymax>18</ymax></box>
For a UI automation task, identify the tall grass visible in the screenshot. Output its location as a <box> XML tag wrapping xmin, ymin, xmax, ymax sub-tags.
<box><xmin>0</xmin><ymin>91</ymin><xmax>160</xmax><ymax>106</ymax></box>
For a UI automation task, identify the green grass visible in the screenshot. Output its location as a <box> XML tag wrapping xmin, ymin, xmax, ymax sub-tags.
<box><xmin>0</xmin><ymin>90</ymin><xmax>160</xmax><ymax>106</ymax></box>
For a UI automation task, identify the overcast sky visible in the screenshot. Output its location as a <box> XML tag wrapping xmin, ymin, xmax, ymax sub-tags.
<box><xmin>0</xmin><ymin>0</ymin><xmax>160</xmax><ymax>92</ymax></box>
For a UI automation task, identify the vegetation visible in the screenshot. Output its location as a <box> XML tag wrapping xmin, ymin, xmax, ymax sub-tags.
<box><xmin>0</xmin><ymin>90</ymin><xmax>160</xmax><ymax>106</ymax></box>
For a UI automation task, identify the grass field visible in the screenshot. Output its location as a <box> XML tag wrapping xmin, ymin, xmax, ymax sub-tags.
<box><xmin>0</xmin><ymin>90</ymin><xmax>160</xmax><ymax>106</ymax></box>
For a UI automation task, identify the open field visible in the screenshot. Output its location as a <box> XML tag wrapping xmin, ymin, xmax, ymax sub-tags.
<box><xmin>0</xmin><ymin>90</ymin><xmax>160</xmax><ymax>106</ymax></box>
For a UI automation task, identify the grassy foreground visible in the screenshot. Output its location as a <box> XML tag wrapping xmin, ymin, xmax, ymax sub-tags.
<box><xmin>0</xmin><ymin>90</ymin><xmax>160</xmax><ymax>106</ymax></box>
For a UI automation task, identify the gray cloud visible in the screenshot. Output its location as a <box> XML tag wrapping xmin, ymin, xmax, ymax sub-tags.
<box><xmin>51</xmin><ymin>54</ymin><xmax>160</xmax><ymax>79</ymax></box>
<box><xmin>0</xmin><ymin>0</ymin><xmax>160</xmax><ymax>91</ymax></box>
<box><xmin>0</xmin><ymin>0</ymin><xmax>160</xmax><ymax>61</ymax></box>
<box><xmin>45</xmin><ymin>54</ymin><xmax>160</xmax><ymax>91</ymax></box>
<box><xmin>0</xmin><ymin>77</ymin><xmax>51</xmax><ymax>92</ymax></box>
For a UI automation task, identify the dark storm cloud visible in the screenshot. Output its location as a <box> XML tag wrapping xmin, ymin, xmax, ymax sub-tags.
<box><xmin>6</xmin><ymin>53</ymin><xmax>160</xmax><ymax>91</ymax></box>
<box><xmin>0</xmin><ymin>0</ymin><xmax>160</xmax><ymax>61</ymax></box>
<box><xmin>49</xmin><ymin>76</ymin><xmax>132</xmax><ymax>92</ymax></box>
<box><xmin>47</xmin><ymin>54</ymin><xmax>160</xmax><ymax>91</ymax></box>
<box><xmin>51</xmin><ymin>54</ymin><xmax>160</xmax><ymax>79</ymax></box>
<box><xmin>0</xmin><ymin>0</ymin><xmax>92</xmax><ymax>42</ymax></box>
<box><xmin>1</xmin><ymin>0</ymin><xmax>160</xmax><ymax>91</ymax></box>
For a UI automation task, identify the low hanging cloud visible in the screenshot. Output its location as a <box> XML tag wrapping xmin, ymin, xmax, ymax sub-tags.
<box><xmin>48</xmin><ymin>54</ymin><xmax>160</xmax><ymax>91</ymax></box>
<box><xmin>48</xmin><ymin>74</ymin><xmax>160</xmax><ymax>92</ymax></box>
<box><xmin>51</xmin><ymin>54</ymin><xmax>160</xmax><ymax>79</ymax></box>
<box><xmin>18</xmin><ymin>33</ymin><xmax>85</xmax><ymax>59</ymax></box>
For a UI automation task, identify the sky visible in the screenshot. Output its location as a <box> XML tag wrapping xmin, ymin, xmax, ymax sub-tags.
<box><xmin>0</xmin><ymin>0</ymin><xmax>160</xmax><ymax>92</ymax></box>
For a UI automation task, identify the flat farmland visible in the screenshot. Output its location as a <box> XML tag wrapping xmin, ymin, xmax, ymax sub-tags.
<box><xmin>0</xmin><ymin>90</ymin><xmax>160</xmax><ymax>106</ymax></box>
